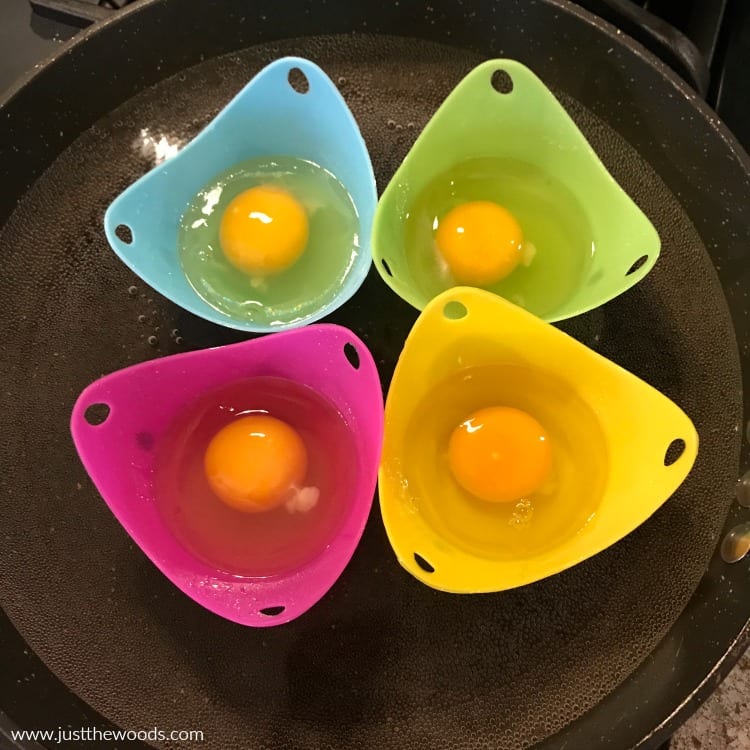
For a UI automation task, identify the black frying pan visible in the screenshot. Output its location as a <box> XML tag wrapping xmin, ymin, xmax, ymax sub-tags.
<box><xmin>1</xmin><ymin>1</ymin><xmax>749</xmax><ymax>749</ymax></box>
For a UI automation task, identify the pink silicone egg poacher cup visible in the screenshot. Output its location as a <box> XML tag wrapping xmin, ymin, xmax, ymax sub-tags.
<box><xmin>70</xmin><ymin>324</ymin><xmax>384</xmax><ymax>627</ymax></box>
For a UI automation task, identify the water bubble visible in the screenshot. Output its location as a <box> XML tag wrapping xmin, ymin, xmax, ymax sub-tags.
<box><xmin>175</xmin><ymin>336</ymin><xmax>184</xmax><ymax>345</ymax></box>
<box><xmin>387</xmin><ymin>119</ymin><xmax>396</xmax><ymax>129</ymax></box>
<box><xmin>337</xmin><ymin>76</ymin><xmax>347</xmax><ymax>85</ymax></box>
<box><xmin>128</xmin><ymin>285</ymin><xmax>138</xmax><ymax>296</ymax></box>
<box><xmin>137</xmin><ymin>315</ymin><xmax>147</xmax><ymax>323</ymax></box>
<box><xmin>720</xmin><ymin>522</ymin><xmax>750</xmax><ymax>563</ymax></box>
<box><xmin>171</xmin><ymin>328</ymin><xmax>179</xmax><ymax>338</ymax></box>
<box><xmin>395</xmin><ymin>123</ymin><xmax>404</xmax><ymax>132</ymax></box>
<box><xmin>147</xmin><ymin>335</ymin><xmax>158</xmax><ymax>346</ymax></box>
<box><xmin>736</xmin><ymin>470</ymin><xmax>750</xmax><ymax>508</ymax></box>
<box><xmin>407</xmin><ymin>121</ymin><xmax>416</xmax><ymax>129</ymax></box>
<box><xmin>509</xmin><ymin>498</ymin><xmax>534</xmax><ymax>528</ymax></box>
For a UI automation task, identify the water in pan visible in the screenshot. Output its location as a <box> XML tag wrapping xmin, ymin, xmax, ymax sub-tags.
<box><xmin>0</xmin><ymin>34</ymin><xmax>741</xmax><ymax>750</ymax></box>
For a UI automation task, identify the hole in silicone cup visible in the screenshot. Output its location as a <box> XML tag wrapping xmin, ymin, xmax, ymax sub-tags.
<box><xmin>344</xmin><ymin>342</ymin><xmax>360</xmax><ymax>370</ymax></box>
<box><xmin>84</xmin><ymin>403</ymin><xmax>110</xmax><ymax>426</ymax></box>
<box><xmin>626</xmin><ymin>255</ymin><xmax>649</xmax><ymax>276</ymax></box>
<box><xmin>443</xmin><ymin>301</ymin><xmax>468</xmax><ymax>320</ymax></box>
<box><xmin>381</xmin><ymin>258</ymin><xmax>394</xmax><ymax>277</ymax></box>
<box><xmin>491</xmin><ymin>69</ymin><xmax>514</xmax><ymax>94</ymax></box>
<box><xmin>288</xmin><ymin>67</ymin><xmax>309</xmax><ymax>94</ymax></box>
<box><xmin>664</xmin><ymin>438</ymin><xmax>686</xmax><ymax>466</ymax></box>
<box><xmin>115</xmin><ymin>224</ymin><xmax>133</xmax><ymax>244</ymax></box>
<box><xmin>414</xmin><ymin>553</ymin><xmax>435</xmax><ymax>573</ymax></box>
<box><xmin>260</xmin><ymin>606</ymin><xmax>286</xmax><ymax>617</ymax></box>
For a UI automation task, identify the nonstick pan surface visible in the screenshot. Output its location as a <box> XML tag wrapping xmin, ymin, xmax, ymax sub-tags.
<box><xmin>1</xmin><ymin>2</ymin><xmax>749</xmax><ymax>750</ymax></box>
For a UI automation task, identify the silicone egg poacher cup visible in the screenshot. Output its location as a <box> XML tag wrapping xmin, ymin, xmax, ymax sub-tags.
<box><xmin>372</xmin><ymin>59</ymin><xmax>661</xmax><ymax>322</ymax></box>
<box><xmin>104</xmin><ymin>57</ymin><xmax>377</xmax><ymax>333</ymax></box>
<box><xmin>70</xmin><ymin>325</ymin><xmax>384</xmax><ymax>627</ymax></box>
<box><xmin>379</xmin><ymin>287</ymin><xmax>698</xmax><ymax>594</ymax></box>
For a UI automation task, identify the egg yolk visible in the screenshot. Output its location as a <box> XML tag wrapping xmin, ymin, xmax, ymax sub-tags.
<box><xmin>448</xmin><ymin>406</ymin><xmax>552</xmax><ymax>503</ymax></box>
<box><xmin>219</xmin><ymin>185</ymin><xmax>309</xmax><ymax>276</ymax></box>
<box><xmin>435</xmin><ymin>201</ymin><xmax>524</xmax><ymax>285</ymax></box>
<box><xmin>204</xmin><ymin>414</ymin><xmax>308</xmax><ymax>513</ymax></box>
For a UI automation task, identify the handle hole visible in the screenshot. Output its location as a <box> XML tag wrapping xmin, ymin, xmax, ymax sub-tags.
<box><xmin>491</xmin><ymin>69</ymin><xmax>514</xmax><ymax>94</ymax></box>
<box><xmin>443</xmin><ymin>300</ymin><xmax>467</xmax><ymax>320</ymax></box>
<box><xmin>288</xmin><ymin>67</ymin><xmax>310</xmax><ymax>94</ymax></box>
<box><xmin>414</xmin><ymin>553</ymin><xmax>435</xmax><ymax>573</ymax></box>
<box><xmin>115</xmin><ymin>224</ymin><xmax>133</xmax><ymax>244</ymax></box>
<box><xmin>381</xmin><ymin>258</ymin><xmax>393</xmax><ymax>277</ymax></box>
<box><xmin>84</xmin><ymin>403</ymin><xmax>110</xmax><ymax>426</ymax></box>
<box><xmin>260</xmin><ymin>605</ymin><xmax>285</xmax><ymax>617</ymax></box>
<box><xmin>344</xmin><ymin>342</ymin><xmax>360</xmax><ymax>370</ymax></box>
<box><xmin>626</xmin><ymin>255</ymin><xmax>649</xmax><ymax>276</ymax></box>
<box><xmin>664</xmin><ymin>438</ymin><xmax>686</xmax><ymax>466</ymax></box>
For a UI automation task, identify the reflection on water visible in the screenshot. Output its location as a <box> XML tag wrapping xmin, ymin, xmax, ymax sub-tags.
<box><xmin>134</xmin><ymin>127</ymin><xmax>183</xmax><ymax>165</ymax></box>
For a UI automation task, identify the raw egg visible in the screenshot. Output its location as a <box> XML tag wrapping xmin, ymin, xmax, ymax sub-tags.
<box><xmin>179</xmin><ymin>155</ymin><xmax>360</xmax><ymax>327</ymax></box>
<box><xmin>204</xmin><ymin>414</ymin><xmax>309</xmax><ymax>513</ymax></box>
<box><xmin>219</xmin><ymin>185</ymin><xmax>309</xmax><ymax>276</ymax></box>
<box><xmin>448</xmin><ymin>406</ymin><xmax>552</xmax><ymax>503</ymax></box>
<box><xmin>156</xmin><ymin>375</ymin><xmax>358</xmax><ymax>579</ymax></box>
<box><xmin>396</xmin><ymin>157</ymin><xmax>592</xmax><ymax>318</ymax></box>
<box><xmin>435</xmin><ymin>201</ymin><xmax>523</xmax><ymax>285</ymax></box>
<box><xmin>398</xmin><ymin>363</ymin><xmax>604</xmax><ymax>562</ymax></box>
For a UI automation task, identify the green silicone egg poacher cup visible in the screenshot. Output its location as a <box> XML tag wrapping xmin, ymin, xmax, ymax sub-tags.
<box><xmin>372</xmin><ymin>59</ymin><xmax>661</xmax><ymax>322</ymax></box>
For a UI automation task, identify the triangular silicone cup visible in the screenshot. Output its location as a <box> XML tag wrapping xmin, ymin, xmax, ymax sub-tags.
<box><xmin>70</xmin><ymin>325</ymin><xmax>384</xmax><ymax>626</ymax></box>
<box><xmin>104</xmin><ymin>57</ymin><xmax>376</xmax><ymax>333</ymax></box>
<box><xmin>379</xmin><ymin>288</ymin><xmax>698</xmax><ymax>593</ymax></box>
<box><xmin>372</xmin><ymin>60</ymin><xmax>660</xmax><ymax>322</ymax></box>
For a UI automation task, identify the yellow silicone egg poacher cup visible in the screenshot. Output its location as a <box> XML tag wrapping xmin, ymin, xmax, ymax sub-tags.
<box><xmin>379</xmin><ymin>287</ymin><xmax>698</xmax><ymax>593</ymax></box>
<box><xmin>371</xmin><ymin>59</ymin><xmax>661</xmax><ymax>322</ymax></box>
